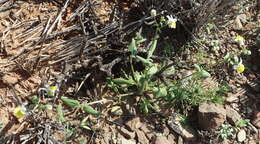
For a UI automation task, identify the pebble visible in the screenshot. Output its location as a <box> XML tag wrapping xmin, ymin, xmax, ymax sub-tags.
<box><xmin>226</xmin><ymin>106</ymin><xmax>242</xmax><ymax>125</ymax></box>
<box><xmin>237</xmin><ymin>129</ymin><xmax>246</xmax><ymax>142</ymax></box>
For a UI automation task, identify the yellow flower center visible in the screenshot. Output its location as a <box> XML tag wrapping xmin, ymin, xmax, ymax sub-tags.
<box><xmin>236</xmin><ymin>64</ymin><xmax>245</xmax><ymax>73</ymax></box>
<box><xmin>234</xmin><ymin>36</ymin><xmax>244</xmax><ymax>41</ymax></box>
<box><xmin>234</xmin><ymin>35</ymin><xmax>245</xmax><ymax>46</ymax></box>
<box><xmin>13</xmin><ymin>106</ymin><xmax>26</xmax><ymax>119</ymax></box>
<box><xmin>47</xmin><ymin>86</ymin><xmax>57</xmax><ymax>96</ymax></box>
<box><xmin>168</xmin><ymin>21</ymin><xmax>176</xmax><ymax>29</ymax></box>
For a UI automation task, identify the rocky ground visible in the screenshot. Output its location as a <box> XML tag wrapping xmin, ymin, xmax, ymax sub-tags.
<box><xmin>0</xmin><ymin>0</ymin><xmax>259</xmax><ymax>144</ymax></box>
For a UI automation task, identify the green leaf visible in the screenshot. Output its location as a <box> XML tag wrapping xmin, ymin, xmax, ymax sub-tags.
<box><xmin>223</xmin><ymin>53</ymin><xmax>230</xmax><ymax>61</ymax></box>
<box><xmin>82</xmin><ymin>105</ymin><xmax>101</xmax><ymax>115</ymax></box>
<box><xmin>135</xmin><ymin>34</ymin><xmax>146</xmax><ymax>45</ymax></box>
<box><xmin>138</xmin><ymin>76</ymin><xmax>148</xmax><ymax>94</ymax></box>
<box><xmin>57</xmin><ymin>104</ymin><xmax>66</xmax><ymax>123</ymax></box>
<box><xmin>128</xmin><ymin>38</ymin><xmax>137</xmax><ymax>56</ymax></box>
<box><xmin>233</xmin><ymin>56</ymin><xmax>239</xmax><ymax>63</ymax></box>
<box><xmin>147</xmin><ymin>39</ymin><xmax>158</xmax><ymax>59</ymax></box>
<box><xmin>235</xmin><ymin>119</ymin><xmax>249</xmax><ymax>128</ymax></box>
<box><xmin>61</xmin><ymin>97</ymin><xmax>80</xmax><ymax>108</ymax></box>
<box><xmin>154</xmin><ymin>87</ymin><xmax>167</xmax><ymax>98</ymax></box>
<box><xmin>133</xmin><ymin>71</ymin><xmax>142</xmax><ymax>82</ymax></box>
<box><xmin>136</xmin><ymin>55</ymin><xmax>152</xmax><ymax>66</ymax></box>
<box><xmin>200</xmin><ymin>70</ymin><xmax>211</xmax><ymax>78</ymax></box>
<box><xmin>194</xmin><ymin>64</ymin><xmax>201</xmax><ymax>71</ymax></box>
<box><xmin>38</xmin><ymin>104</ymin><xmax>52</xmax><ymax>111</ymax></box>
<box><xmin>163</xmin><ymin>65</ymin><xmax>175</xmax><ymax>76</ymax></box>
<box><xmin>140</xmin><ymin>98</ymin><xmax>152</xmax><ymax>114</ymax></box>
<box><xmin>31</xmin><ymin>95</ymin><xmax>39</xmax><ymax>104</ymax></box>
<box><xmin>147</xmin><ymin>65</ymin><xmax>158</xmax><ymax>76</ymax></box>
<box><xmin>112</xmin><ymin>78</ymin><xmax>135</xmax><ymax>85</ymax></box>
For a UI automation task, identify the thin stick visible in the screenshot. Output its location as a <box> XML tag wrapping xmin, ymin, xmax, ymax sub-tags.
<box><xmin>73</xmin><ymin>73</ymin><xmax>91</xmax><ymax>97</ymax></box>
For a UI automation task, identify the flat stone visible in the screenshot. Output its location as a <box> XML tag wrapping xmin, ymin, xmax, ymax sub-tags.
<box><xmin>198</xmin><ymin>102</ymin><xmax>226</xmax><ymax>130</ymax></box>
<box><xmin>237</xmin><ymin>129</ymin><xmax>246</xmax><ymax>142</ymax></box>
<box><xmin>226</xmin><ymin>106</ymin><xmax>242</xmax><ymax>125</ymax></box>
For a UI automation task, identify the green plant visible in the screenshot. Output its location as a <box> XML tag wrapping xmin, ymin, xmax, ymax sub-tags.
<box><xmin>64</xmin><ymin>123</ymin><xmax>76</xmax><ymax>143</ymax></box>
<box><xmin>109</xmin><ymin>34</ymin><xmax>160</xmax><ymax>96</ymax></box>
<box><xmin>29</xmin><ymin>95</ymin><xmax>53</xmax><ymax>111</ymax></box>
<box><xmin>166</xmin><ymin>71</ymin><xmax>225</xmax><ymax>111</ymax></box>
<box><xmin>61</xmin><ymin>97</ymin><xmax>101</xmax><ymax>115</ymax></box>
<box><xmin>57</xmin><ymin>104</ymin><xmax>66</xmax><ymax>123</ymax></box>
<box><xmin>235</xmin><ymin>119</ymin><xmax>250</xmax><ymax>128</ymax></box>
<box><xmin>210</xmin><ymin>40</ymin><xmax>220</xmax><ymax>52</ymax></box>
<box><xmin>108</xmin><ymin>32</ymin><xmax>227</xmax><ymax>114</ymax></box>
<box><xmin>217</xmin><ymin>124</ymin><xmax>234</xmax><ymax>139</ymax></box>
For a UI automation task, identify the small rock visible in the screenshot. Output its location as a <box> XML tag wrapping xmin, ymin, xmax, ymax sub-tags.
<box><xmin>126</xmin><ymin>117</ymin><xmax>142</xmax><ymax>131</ymax></box>
<box><xmin>237</xmin><ymin>129</ymin><xmax>246</xmax><ymax>142</ymax></box>
<box><xmin>117</xmin><ymin>127</ymin><xmax>136</xmax><ymax>139</ymax></box>
<box><xmin>154</xmin><ymin>136</ymin><xmax>172</xmax><ymax>144</ymax></box>
<box><xmin>226</xmin><ymin>106</ymin><xmax>242</xmax><ymax>125</ymax></box>
<box><xmin>198</xmin><ymin>102</ymin><xmax>226</xmax><ymax>130</ymax></box>
<box><xmin>168</xmin><ymin>114</ymin><xmax>196</xmax><ymax>141</ymax></box>
<box><xmin>136</xmin><ymin>129</ymin><xmax>149</xmax><ymax>144</ymax></box>
<box><xmin>2</xmin><ymin>74</ymin><xmax>18</xmax><ymax>85</ymax></box>
<box><xmin>233</xmin><ymin>14</ymin><xmax>247</xmax><ymax>30</ymax></box>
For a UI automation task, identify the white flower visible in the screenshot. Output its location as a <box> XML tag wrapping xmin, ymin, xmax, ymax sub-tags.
<box><xmin>233</xmin><ymin>59</ymin><xmax>245</xmax><ymax>73</ymax></box>
<box><xmin>166</xmin><ymin>15</ymin><xmax>177</xmax><ymax>29</ymax></box>
<box><xmin>150</xmin><ymin>9</ymin><xmax>157</xmax><ymax>17</ymax></box>
<box><xmin>234</xmin><ymin>35</ymin><xmax>245</xmax><ymax>46</ymax></box>
<box><xmin>46</xmin><ymin>85</ymin><xmax>58</xmax><ymax>97</ymax></box>
<box><xmin>13</xmin><ymin>105</ymin><xmax>27</xmax><ymax>119</ymax></box>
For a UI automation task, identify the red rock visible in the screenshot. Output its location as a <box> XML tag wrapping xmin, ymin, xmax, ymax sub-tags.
<box><xmin>198</xmin><ymin>102</ymin><xmax>226</xmax><ymax>130</ymax></box>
